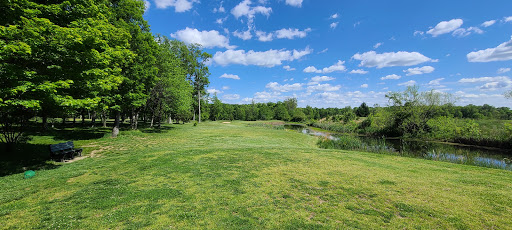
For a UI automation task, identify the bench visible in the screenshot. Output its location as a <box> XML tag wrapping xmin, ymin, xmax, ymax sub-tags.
<box><xmin>49</xmin><ymin>141</ymin><xmax>83</xmax><ymax>161</ymax></box>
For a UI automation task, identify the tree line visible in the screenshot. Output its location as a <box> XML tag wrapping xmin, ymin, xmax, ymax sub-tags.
<box><xmin>1</xmin><ymin>0</ymin><xmax>211</xmax><ymax>146</ymax></box>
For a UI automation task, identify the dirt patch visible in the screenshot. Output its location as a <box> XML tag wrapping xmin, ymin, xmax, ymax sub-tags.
<box><xmin>222</xmin><ymin>122</ymin><xmax>231</xmax><ymax>124</ymax></box>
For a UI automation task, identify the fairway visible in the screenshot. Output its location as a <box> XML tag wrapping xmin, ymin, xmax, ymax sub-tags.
<box><xmin>1</xmin><ymin>122</ymin><xmax>512</xmax><ymax>229</ymax></box>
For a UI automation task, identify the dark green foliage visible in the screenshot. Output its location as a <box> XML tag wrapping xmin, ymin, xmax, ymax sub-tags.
<box><xmin>355</xmin><ymin>102</ymin><xmax>370</xmax><ymax>117</ymax></box>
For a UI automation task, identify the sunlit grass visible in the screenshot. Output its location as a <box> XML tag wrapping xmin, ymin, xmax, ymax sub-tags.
<box><xmin>1</xmin><ymin>121</ymin><xmax>511</xmax><ymax>229</ymax></box>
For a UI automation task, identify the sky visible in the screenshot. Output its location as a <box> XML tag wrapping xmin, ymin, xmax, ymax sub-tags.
<box><xmin>142</xmin><ymin>0</ymin><xmax>512</xmax><ymax>108</ymax></box>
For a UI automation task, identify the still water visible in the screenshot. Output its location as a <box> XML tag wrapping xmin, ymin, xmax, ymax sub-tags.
<box><xmin>284</xmin><ymin>124</ymin><xmax>512</xmax><ymax>170</ymax></box>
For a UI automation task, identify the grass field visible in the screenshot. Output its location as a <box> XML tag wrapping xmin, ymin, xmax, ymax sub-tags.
<box><xmin>1</xmin><ymin>121</ymin><xmax>512</xmax><ymax>229</ymax></box>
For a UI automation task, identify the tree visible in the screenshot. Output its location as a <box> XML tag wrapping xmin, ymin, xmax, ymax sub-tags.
<box><xmin>170</xmin><ymin>41</ymin><xmax>211</xmax><ymax>123</ymax></box>
<box><xmin>355</xmin><ymin>102</ymin><xmax>370</xmax><ymax>117</ymax></box>
<box><xmin>274</xmin><ymin>103</ymin><xmax>290</xmax><ymax>121</ymax></box>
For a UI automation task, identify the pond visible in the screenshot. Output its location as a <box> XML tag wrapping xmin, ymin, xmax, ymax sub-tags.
<box><xmin>284</xmin><ymin>124</ymin><xmax>512</xmax><ymax>170</ymax></box>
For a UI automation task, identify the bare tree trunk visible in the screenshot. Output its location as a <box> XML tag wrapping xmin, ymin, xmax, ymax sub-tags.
<box><xmin>112</xmin><ymin>111</ymin><xmax>120</xmax><ymax>138</ymax></box>
<box><xmin>81</xmin><ymin>109</ymin><xmax>86</xmax><ymax>126</ymax></box>
<box><xmin>72</xmin><ymin>115</ymin><xmax>76</xmax><ymax>126</ymax></box>
<box><xmin>102</xmin><ymin>110</ymin><xmax>107</xmax><ymax>128</ymax></box>
<box><xmin>91</xmin><ymin>111</ymin><xmax>97</xmax><ymax>128</ymax></box>
<box><xmin>42</xmin><ymin>115</ymin><xmax>48</xmax><ymax>130</ymax></box>
<box><xmin>62</xmin><ymin>116</ymin><xmax>66</xmax><ymax>125</ymax></box>
<box><xmin>134</xmin><ymin>112</ymin><xmax>139</xmax><ymax>130</ymax></box>
<box><xmin>150</xmin><ymin>114</ymin><xmax>154</xmax><ymax>128</ymax></box>
<box><xmin>198</xmin><ymin>91</ymin><xmax>201</xmax><ymax>123</ymax></box>
<box><xmin>168</xmin><ymin>113</ymin><xmax>172</xmax><ymax>124</ymax></box>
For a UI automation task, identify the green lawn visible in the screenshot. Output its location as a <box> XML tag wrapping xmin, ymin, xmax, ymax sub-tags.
<box><xmin>1</xmin><ymin>121</ymin><xmax>512</xmax><ymax>229</ymax></box>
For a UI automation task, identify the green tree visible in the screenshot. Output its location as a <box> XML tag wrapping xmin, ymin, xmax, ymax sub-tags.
<box><xmin>355</xmin><ymin>102</ymin><xmax>370</xmax><ymax>117</ymax></box>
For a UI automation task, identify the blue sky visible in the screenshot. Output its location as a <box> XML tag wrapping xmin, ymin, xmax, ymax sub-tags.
<box><xmin>143</xmin><ymin>0</ymin><xmax>512</xmax><ymax>108</ymax></box>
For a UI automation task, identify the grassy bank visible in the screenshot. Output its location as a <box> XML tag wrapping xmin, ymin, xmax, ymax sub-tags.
<box><xmin>1</xmin><ymin>121</ymin><xmax>512</xmax><ymax>229</ymax></box>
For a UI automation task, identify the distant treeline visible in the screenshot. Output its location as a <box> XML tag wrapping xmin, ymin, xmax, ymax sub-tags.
<box><xmin>203</xmin><ymin>96</ymin><xmax>512</xmax><ymax>122</ymax></box>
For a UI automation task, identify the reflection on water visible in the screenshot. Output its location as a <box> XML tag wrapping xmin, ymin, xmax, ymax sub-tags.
<box><xmin>285</xmin><ymin>124</ymin><xmax>512</xmax><ymax>170</ymax></box>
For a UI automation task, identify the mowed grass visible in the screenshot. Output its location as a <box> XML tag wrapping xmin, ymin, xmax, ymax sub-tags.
<box><xmin>1</xmin><ymin>121</ymin><xmax>512</xmax><ymax>229</ymax></box>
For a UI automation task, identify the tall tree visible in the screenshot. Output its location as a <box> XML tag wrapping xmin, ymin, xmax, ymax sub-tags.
<box><xmin>170</xmin><ymin>41</ymin><xmax>211</xmax><ymax>123</ymax></box>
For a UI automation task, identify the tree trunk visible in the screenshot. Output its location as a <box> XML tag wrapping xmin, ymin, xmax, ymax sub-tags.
<box><xmin>102</xmin><ymin>110</ymin><xmax>107</xmax><ymax>128</ymax></box>
<box><xmin>91</xmin><ymin>111</ymin><xmax>97</xmax><ymax>128</ymax></box>
<box><xmin>133</xmin><ymin>112</ymin><xmax>139</xmax><ymax>130</ymax></box>
<box><xmin>168</xmin><ymin>113</ymin><xmax>172</xmax><ymax>124</ymax></box>
<box><xmin>193</xmin><ymin>111</ymin><xmax>196</xmax><ymax>122</ymax></box>
<box><xmin>150</xmin><ymin>114</ymin><xmax>154</xmax><ymax>128</ymax></box>
<box><xmin>42</xmin><ymin>115</ymin><xmax>48</xmax><ymax>130</ymax></box>
<box><xmin>198</xmin><ymin>91</ymin><xmax>201</xmax><ymax>123</ymax></box>
<box><xmin>112</xmin><ymin>111</ymin><xmax>120</xmax><ymax>138</ymax></box>
<box><xmin>62</xmin><ymin>116</ymin><xmax>66</xmax><ymax>125</ymax></box>
<box><xmin>81</xmin><ymin>110</ymin><xmax>86</xmax><ymax>126</ymax></box>
<box><xmin>72</xmin><ymin>115</ymin><xmax>76</xmax><ymax>126</ymax></box>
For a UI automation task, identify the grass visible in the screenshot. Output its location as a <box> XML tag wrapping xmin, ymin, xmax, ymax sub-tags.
<box><xmin>1</xmin><ymin>121</ymin><xmax>512</xmax><ymax>229</ymax></box>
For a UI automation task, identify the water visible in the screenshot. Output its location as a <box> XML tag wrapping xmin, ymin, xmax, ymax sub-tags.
<box><xmin>284</xmin><ymin>124</ymin><xmax>512</xmax><ymax>170</ymax></box>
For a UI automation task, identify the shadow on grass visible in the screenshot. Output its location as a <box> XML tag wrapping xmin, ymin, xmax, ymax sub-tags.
<box><xmin>140</xmin><ymin>125</ymin><xmax>176</xmax><ymax>134</ymax></box>
<box><xmin>0</xmin><ymin>143</ymin><xmax>60</xmax><ymax>177</ymax></box>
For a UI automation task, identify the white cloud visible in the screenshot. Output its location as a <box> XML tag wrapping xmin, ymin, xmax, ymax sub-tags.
<box><xmin>231</xmin><ymin>0</ymin><xmax>272</xmax><ymax>27</ymax></box>
<box><xmin>330</xmin><ymin>13</ymin><xmax>339</xmax><ymax>19</ymax></box>
<box><xmin>216</xmin><ymin>17</ymin><xmax>228</xmax><ymax>24</ymax></box>
<box><xmin>482</xmin><ymin>20</ymin><xmax>496</xmax><ymax>27</ymax></box>
<box><xmin>374</xmin><ymin>43</ymin><xmax>383</xmax><ymax>49</ymax></box>
<box><xmin>504</xmin><ymin>16</ymin><xmax>512</xmax><ymax>22</ymax></box>
<box><xmin>207</xmin><ymin>88</ymin><xmax>223</xmax><ymax>95</ymax></box>
<box><xmin>223</xmin><ymin>94</ymin><xmax>240</xmax><ymax>100</ymax></box>
<box><xmin>413</xmin><ymin>30</ymin><xmax>425</xmax><ymax>36</ymax></box>
<box><xmin>310</xmin><ymin>76</ymin><xmax>335</xmax><ymax>83</ymax></box>
<box><xmin>452</xmin><ymin>27</ymin><xmax>484</xmax><ymax>37</ymax></box>
<box><xmin>467</xmin><ymin>36</ymin><xmax>512</xmax><ymax>62</ymax></box>
<box><xmin>171</xmin><ymin>28</ymin><xmax>235</xmax><ymax>49</ymax></box>
<box><xmin>330</xmin><ymin>22</ymin><xmax>339</xmax><ymax>29</ymax></box>
<box><xmin>275</xmin><ymin>28</ymin><xmax>311</xmax><ymax>39</ymax></box>
<box><xmin>233</xmin><ymin>29</ymin><xmax>253</xmax><ymax>40</ymax></box>
<box><xmin>285</xmin><ymin>0</ymin><xmax>303</xmax><ymax>7</ymax></box>
<box><xmin>350</xmin><ymin>69</ymin><xmax>369</xmax><ymax>74</ymax></box>
<box><xmin>283</xmin><ymin>65</ymin><xmax>296</xmax><ymax>71</ymax></box>
<box><xmin>454</xmin><ymin>91</ymin><xmax>508</xmax><ymax>106</ymax></box>
<box><xmin>428</xmin><ymin>78</ymin><xmax>445</xmax><ymax>86</ymax></box>
<box><xmin>404</xmin><ymin>66</ymin><xmax>435</xmax><ymax>76</ymax></box>
<box><xmin>498</xmin><ymin>68</ymin><xmax>511</xmax><ymax>74</ymax></box>
<box><xmin>458</xmin><ymin>76</ymin><xmax>512</xmax><ymax>90</ymax></box>
<box><xmin>255</xmin><ymin>30</ymin><xmax>273</xmax><ymax>41</ymax></box>
<box><xmin>220</xmin><ymin>73</ymin><xmax>240</xmax><ymax>80</ymax></box>
<box><xmin>380</xmin><ymin>74</ymin><xmax>401</xmax><ymax>80</ymax></box>
<box><xmin>154</xmin><ymin>0</ymin><xmax>198</xmax><ymax>12</ymax></box>
<box><xmin>426</xmin><ymin>19</ymin><xmax>463</xmax><ymax>37</ymax></box>
<box><xmin>398</xmin><ymin>80</ymin><xmax>417</xmax><ymax>86</ymax></box>
<box><xmin>222</xmin><ymin>86</ymin><xmax>230</xmax><ymax>90</ymax></box>
<box><xmin>213</xmin><ymin>47</ymin><xmax>312</xmax><ymax>67</ymax></box>
<box><xmin>361</xmin><ymin>84</ymin><xmax>369</xmax><ymax>88</ymax></box>
<box><xmin>266</xmin><ymin>82</ymin><xmax>303</xmax><ymax>92</ymax></box>
<box><xmin>352</xmin><ymin>51</ymin><xmax>432</xmax><ymax>68</ymax></box>
<box><xmin>213</xmin><ymin>1</ymin><xmax>225</xmax><ymax>13</ymax></box>
<box><xmin>318</xmin><ymin>48</ymin><xmax>328</xmax><ymax>54</ymax></box>
<box><xmin>303</xmin><ymin>60</ymin><xmax>346</xmax><ymax>73</ymax></box>
<box><xmin>307</xmin><ymin>83</ymin><xmax>341</xmax><ymax>92</ymax></box>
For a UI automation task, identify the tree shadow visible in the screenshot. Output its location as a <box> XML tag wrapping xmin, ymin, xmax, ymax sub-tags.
<box><xmin>140</xmin><ymin>125</ymin><xmax>175</xmax><ymax>134</ymax></box>
<box><xmin>0</xmin><ymin>143</ymin><xmax>60</xmax><ymax>177</ymax></box>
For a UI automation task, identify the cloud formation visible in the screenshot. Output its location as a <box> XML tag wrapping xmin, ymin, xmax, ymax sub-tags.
<box><xmin>154</xmin><ymin>0</ymin><xmax>198</xmax><ymax>12</ymax></box>
<box><xmin>285</xmin><ymin>0</ymin><xmax>303</xmax><ymax>7</ymax></box>
<box><xmin>467</xmin><ymin>36</ymin><xmax>512</xmax><ymax>62</ymax></box>
<box><xmin>171</xmin><ymin>28</ymin><xmax>235</xmax><ymax>49</ymax></box>
<box><xmin>352</xmin><ymin>51</ymin><xmax>432</xmax><ymax>68</ymax></box>
<box><xmin>303</xmin><ymin>60</ymin><xmax>346</xmax><ymax>73</ymax></box>
<box><xmin>220</xmin><ymin>74</ymin><xmax>240</xmax><ymax>80</ymax></box>
<box><xmin>404</xmin><ymin>66</ymin><xmax>435</xmax><ymax>76</ymax></box>
<box><xmin>213</xmin><ymin>47</ymin><xmax>312</xmax><ymax>67</ymax></box>
<box><xmin>426</xmin><ymin>19</ymin><xmax>463</xmax><ymax>37</ymax></box>
<box><xmin>380</xmin><ymin>74</ymin><xmax>401</xmax><ymax>80</ymax></box>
